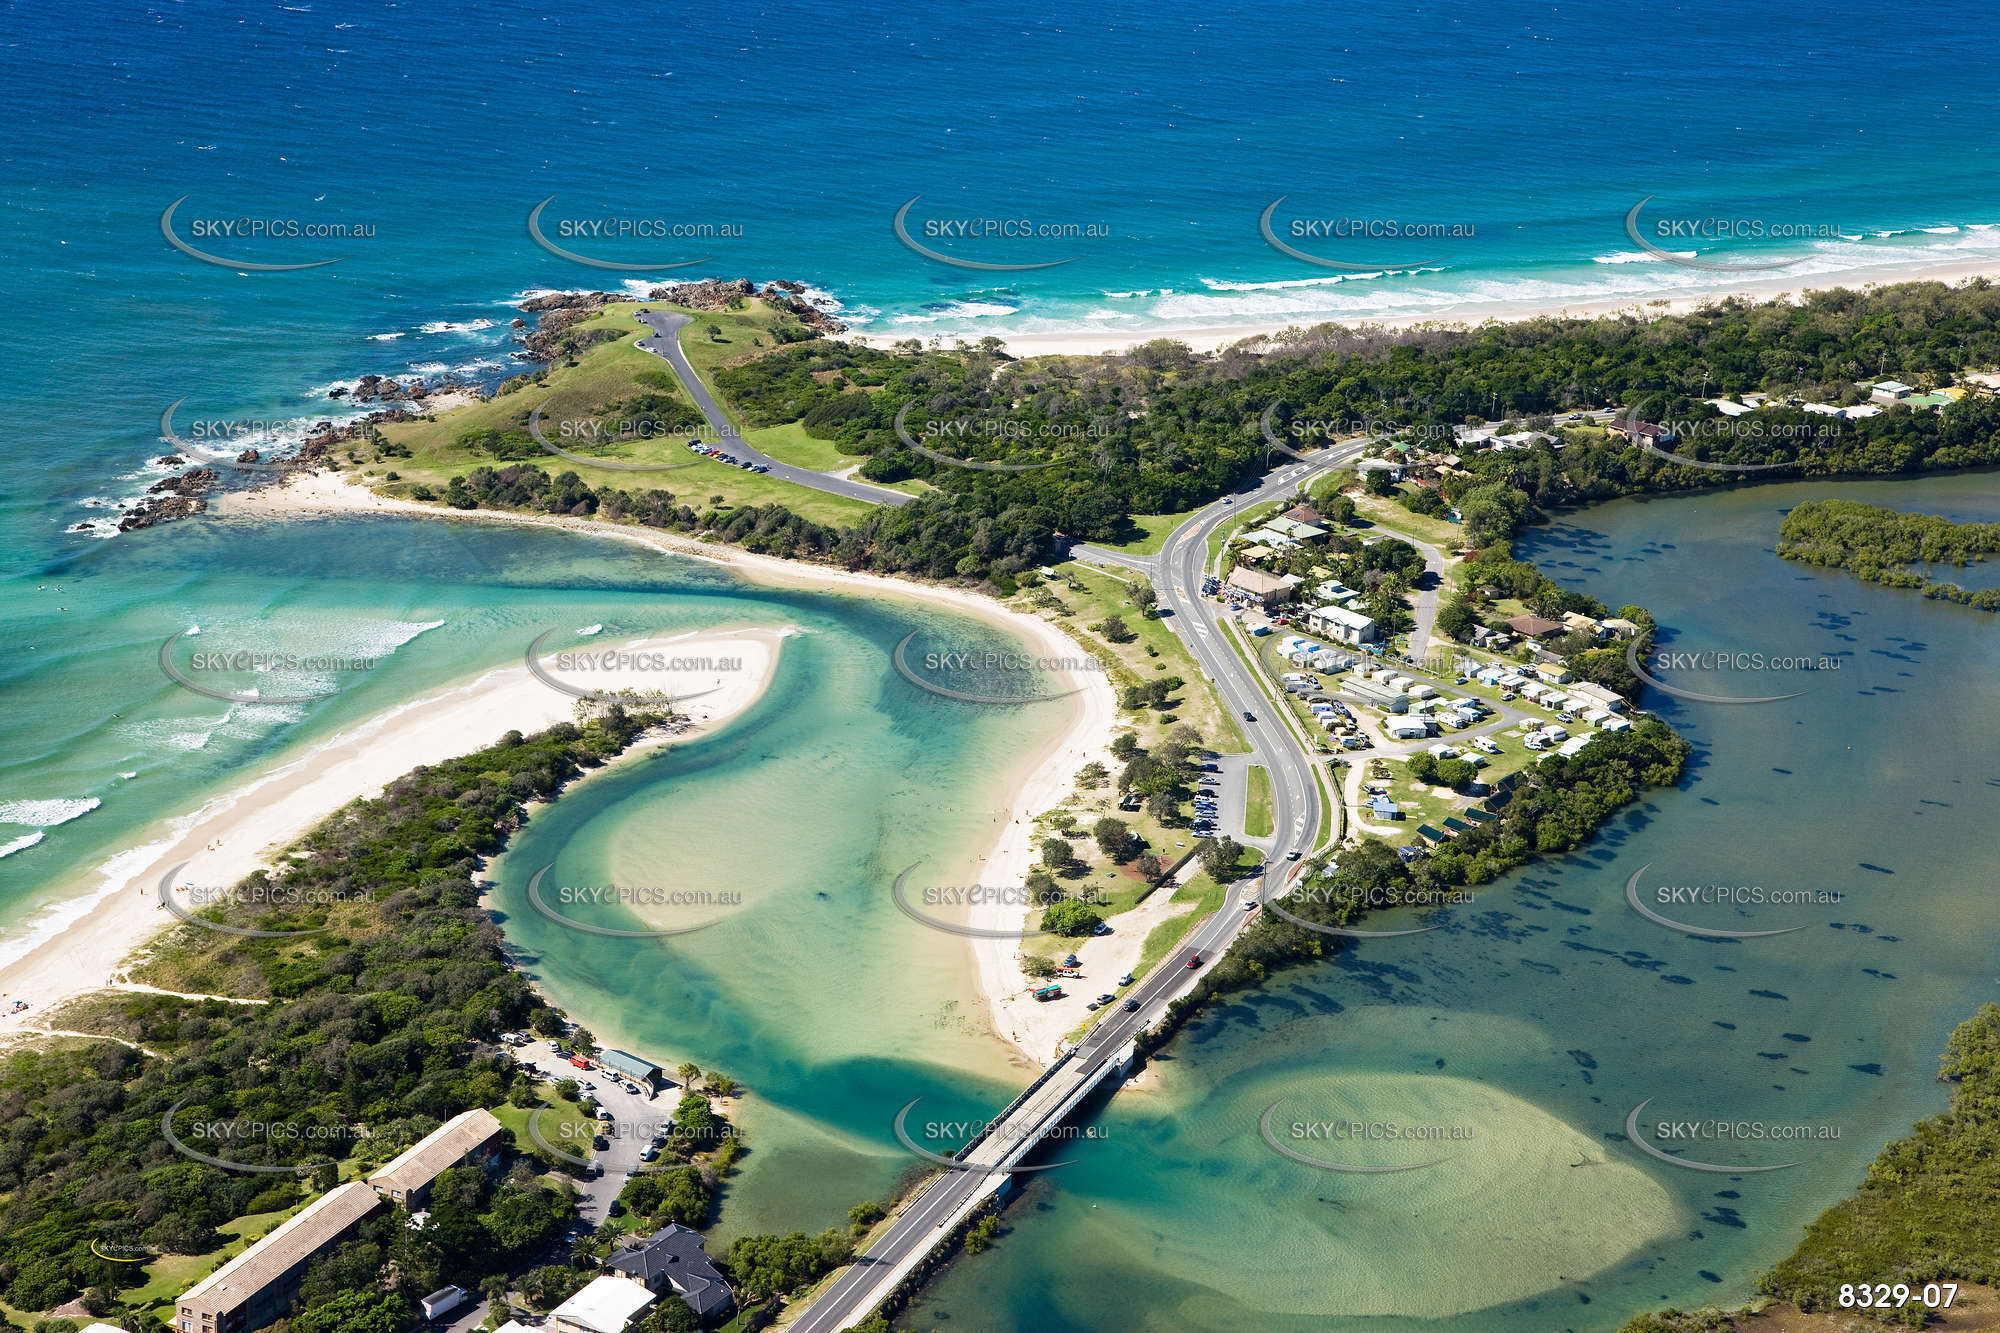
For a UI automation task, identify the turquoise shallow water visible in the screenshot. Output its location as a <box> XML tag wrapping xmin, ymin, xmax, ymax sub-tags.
<box><xmin>911</xmin><ymin>470</ymin><xmax>2000</xmax><ymax>1332</ymax></box>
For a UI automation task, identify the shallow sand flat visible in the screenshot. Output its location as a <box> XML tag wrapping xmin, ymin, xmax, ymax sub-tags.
<box><xmin>0</xmin><ymin>625</ymin><xmax>785</xmax><ymax>1037</ymax></box>
<box><xmin>222</xmin><ymin>469</ymin><xmax>1124</xmax><ymax>1063</ymax></box>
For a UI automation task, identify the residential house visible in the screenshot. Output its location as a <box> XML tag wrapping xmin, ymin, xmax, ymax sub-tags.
<box><xmin>1281</xmin><ymin>504</ymin><xmax>1323</xmax><ymax>525</ymax></box>
<box><xmin>367</xmin><ymin>1108</ymin><xmax>504</xmax><ymax>1211</ymax></box>
<box><xmin>1704</xmin><ymin>398</ymin><xmax>1753</xmax><ymax>417</ymax></box>
<box><xmin>1532</xmin><ymin>663</ymin><xmax>1574</xmax><ymax>685</ymax></box>
<box><xmin>1599</xmin><ymin>617</ymin><xmax>1641</xmax><ymax>639</ymax></box>
<box><xmin>1566</xmin><ymin>681</ymin><xmax>1628</xmax><ymax>713</ymax></box>
<box><xmin>1607</xmin><ymin>418</ymin><xmax>1677</xmax><ymax>444</ymax></box>
<box><xmin>604</xmin><ymin>1224</ymin><xmax>735</xmax><ymax>1325</ymax></box>
<box><xmin>1559</xmin><ymin>611</ymin><xmax>1605</xmax><ymax>638</ymax></box>
<box><xmin>1306</xmin><ymin>604</ymin><xmax>1379</xmax><ymax>645</ymax></box>
<box><xmin>1264</xmin><ymin>516</ymin><xmax>1328</xmax><ymax>544</ymax></box>
<box><xmin>1870</xmin><ymin>380</ymin><xmax>1916</xmax><ymax>402</ymax></box>
<box><xmin>175</xmin><ymin>1184</ymin><xmax>383</xmax><ymax>1333</ymax></box>
<box><xmin>1226</xmin><ymin>567</ymin><xmax>1303</xmax><ymax>605</ymax></box>
<box><xmin>1356</xmin><ymin>458</ymin><xmax>1403</xmax><ymax>482</ymax></box>
<box><xmin>550</xmin><ymin>1276</ymin><xmax>658</xmax><ymax>1333</ymax></box>
<box><xmin>1504</xmin><ymin>613</ymin><xmax>1564</xmax><ymax>640</ymax></box>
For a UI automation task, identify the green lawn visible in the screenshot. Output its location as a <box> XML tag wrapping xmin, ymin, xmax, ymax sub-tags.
<box><xmin>1135</xmin><ymin>849</ymin><xmax>1263</xmax><ymax>972</ymax></box>
<box><xmin>356</xmin><ymin>300</ymin><xmax>883</xmax><ymax>529</ymax></box>
<box><xmin>495</xmin><ymin>1085</ymin><xmax>596</xmax><ymax>1167</ymax></box>
<box><xmin>1244</xmin><ymin>765</ymin><xmax>1274</xmax><ymax>837</ymax></box>
<box><xmin>1041</xmin><ymin>561</ymin><xmax>1247</xmax><ymax>753</ymax></box>
<box><xmin>1093</xmin><ymin>506</ymin><xmax>1207</xmax><ymax>556</ymax></box>
<box><xmin>1350</xmin><ymin>490</ymin><xmax>1465</xmax><ymax>551</ymax></box>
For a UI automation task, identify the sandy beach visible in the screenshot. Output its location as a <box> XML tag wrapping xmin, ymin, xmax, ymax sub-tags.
<box><xmin>0</xmin><ymin>623</ymin><xmax>786</xmax><ymax>1040</ymax></box>
<box><xmin>850</xmin><ymin>257</ymin><xmax>2000</xmax><ymax>359</ymax></box>
<box><xmin>220</xmin><ymin>470</ymin><xmax>1137</xmax><ymax>1063</ymax></box>
<box><xmin>0</xmin><ymin>470</ymin><xmax>1126</xmax><ymax>1065</ymax></box>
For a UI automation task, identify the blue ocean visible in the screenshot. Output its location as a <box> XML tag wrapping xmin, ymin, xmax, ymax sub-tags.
<box><xmin>4</xmin><ymin>4</ymin><xmax>2000</xmax><ymax>1325</ymax></box>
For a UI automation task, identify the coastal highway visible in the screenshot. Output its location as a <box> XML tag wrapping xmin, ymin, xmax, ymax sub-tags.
<box><xmin>633</xmin><ymin>310</ymin><xmax>914</xmax><ymax>507</ymax></box>
<box><xmin>790</xmin><ymin>445</ymin><xmax>1366</xmax><ymax>1333</ymax></box>
<box><xmin>1081</xmin><ymin>440</ymin><xmax>1373</xmax><ymax>870</ymax></box>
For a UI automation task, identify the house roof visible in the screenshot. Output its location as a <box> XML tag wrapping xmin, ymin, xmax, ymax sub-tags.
<box><xmin>1282</xmin><ymin>505</ymin><xmax>1322</xmax><ymax>524</ymax></box>
<box><xmin>1505</xmin><ymin>613</ymin><xmax>1563</xmax><ymax>637</ymax></box>
<box><xmin>179</xmin><ymin>1184</ymin><xmax>381</xmax><ymax>1314</ymax></box>
<box><xmin>1227</xmin><ymin>566</ymin><xmax>1298</xmax><ymax>597</ymax></box>
<box><xmin>1416</xmin><ymin>824</ymin><xmax>1448</xmax><ymax>841</ymax></box>
<box><xmin>1310</xmin><ymin>605</ymin><xmax>1376</xmax><ymax>630</ymax></box>
<box><xmin>367</xmin><ymin>1108</ymin><xmax>502</xmax><ymax>1198</ymax></box>
<box><xmin>552</xmin><ymin>1276</ymin><xmax>657</xmax><ymax>1333</ymax></box>
<box><xmin>607</xmin><ymin>1224</ymin><xmax>734</xmax><ymax>1318</ymax></box>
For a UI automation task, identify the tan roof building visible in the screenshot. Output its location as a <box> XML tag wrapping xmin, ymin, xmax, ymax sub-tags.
<box><xmin>367</xmin><ymin>1108</ymin><xmax>503</xmax><ymax>1209</ymax></box>
<box><xmin>1505</xmin><ymin>613</ymin><xmax>1564</xmax><ymax>639</ymax></box>
<box><xmin>176</xmin><ymin>1183</ymin><xmax>381</xmax><ymax>1333</ymax></box>
<box><xmin>1226</xmin><ymin>566</ymin><xmax>1303</xmax><ymax>603</ymax></box>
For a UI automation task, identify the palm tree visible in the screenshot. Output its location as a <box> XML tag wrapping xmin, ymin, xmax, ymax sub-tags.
<box><xmin>676</xmin><ymin>1061</ymin><xmax>702</xmax><ymax>1090</ymax></box>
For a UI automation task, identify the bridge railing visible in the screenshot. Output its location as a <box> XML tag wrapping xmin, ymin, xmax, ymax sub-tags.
<box><xmin>953</xmin><ymin>1049</ymin><xmax>1077</xmax><ymax>1162</ymax></box>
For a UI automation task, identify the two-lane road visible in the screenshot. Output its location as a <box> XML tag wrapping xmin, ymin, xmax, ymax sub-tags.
<box><xmin>633</xmin><ymin>310</ymin><xmax>914</xmax><ymax>507</ymax></box>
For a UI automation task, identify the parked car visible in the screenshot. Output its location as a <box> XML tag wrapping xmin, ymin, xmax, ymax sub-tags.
<box><xmin>1119</xmin><ymin>973</ymin><xmax>1134</xmax><ymax>986</ymax></box>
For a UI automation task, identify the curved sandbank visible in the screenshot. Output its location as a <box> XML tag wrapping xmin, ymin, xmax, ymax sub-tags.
<box><xmin>220</xmin><ymin>470</ymin><xmax>1126</xmax><ymax>1064</ymax></box>
<box><xmin>0</xmin><ymin>624</ymin><xmax>786</xmax><ymax>1039</ymax></box>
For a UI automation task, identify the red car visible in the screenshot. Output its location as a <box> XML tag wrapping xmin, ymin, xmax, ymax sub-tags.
<box><xmin>1185</xmin><ymin>953</ymin><xmax>1203</xmax><ymax>969</ymax></box>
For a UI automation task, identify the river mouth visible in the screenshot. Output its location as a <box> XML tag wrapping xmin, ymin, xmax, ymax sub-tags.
<box><xmin>907</xmin><ymin>470</ymin><xmax>2000</xmax><ymax>1332</ymax></box>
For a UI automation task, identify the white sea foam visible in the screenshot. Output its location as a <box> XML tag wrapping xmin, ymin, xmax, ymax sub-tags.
<box><xmin>0</xmin><ymin>833</ymin><xmax>44</xmax><ymax>859</ymax></box>
<box><xmin>367</xmin><ymin>331</ymin><xmax>407</xmax><ymax>341</ymax></box>
<box><xmin>0</xmin><ymin>798</ymin><xmax>102</xmax><ymax>827</ymax></box>
<box><xmin>418</xmin><ymin>318</ymin><xmax>498</xmax><ymax>335</ymax></box>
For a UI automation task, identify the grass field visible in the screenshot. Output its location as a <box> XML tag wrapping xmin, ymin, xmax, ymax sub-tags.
<box><xmin>1092</xmin><ymin>506</ymin><xmax>1207</xmax><ymax>556</ymax></box>
<box><xmin>356</xmin><ymin>300</ymin><xmax>883</xmax><ymax>528</ymax></box>
<box><xmin>1038</xmin><ymin>561</ymin><xmax>1245</xmax><ymax>753</ymax></box>
<box><xmin>1244</xmin><ymin>765</ymin><xmax>1273</xmax><ymax>837</ymax></box>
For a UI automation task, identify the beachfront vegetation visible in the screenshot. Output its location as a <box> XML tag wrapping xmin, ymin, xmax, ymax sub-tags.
<box><xmin>351</xmin><ymin>281</ymin><xmax>2000</xmax><ymax>605</ymax></box>
<box><xmin>1777</xmin><ymin>498</ymin><xmax>2000</xmax><ymax>610</ymax></box>
<box><xmin>0</xmin><ymin>705</ymin><xmax>745</xmax><ymax>1330</ymax></box>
